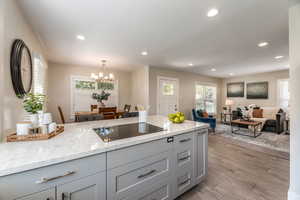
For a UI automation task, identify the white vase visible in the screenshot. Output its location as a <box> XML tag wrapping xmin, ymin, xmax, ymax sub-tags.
<box><xmin>30</xmin><ymin>114</ymin><xmax>39</xmax><ymax>127</ymax></box>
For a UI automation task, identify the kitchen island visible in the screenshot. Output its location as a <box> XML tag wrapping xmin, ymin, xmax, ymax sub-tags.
<box><xmin>0</xmin><ymin>115</ymin><xmax>209</xmax><ymax>200</ymax></box>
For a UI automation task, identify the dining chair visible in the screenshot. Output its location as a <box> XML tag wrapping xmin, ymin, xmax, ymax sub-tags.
<box><xmin>99</xmin><ymin>107</ymin><xmax>117</xmax><ymax>119</ymax></box>
<box><xmin>91</xmin><ymin>105</ymin><xmax>98</xmax><ymax>112</ymax></box>
<box><xmin>57</xmin><ymin>106</ymin><xmax>66</xmax><ymax>124</ymax></box>
<box><xmin>124</xmin><ymin>104</ymin><xmax>131</xmax><ymax>113</ymax></box>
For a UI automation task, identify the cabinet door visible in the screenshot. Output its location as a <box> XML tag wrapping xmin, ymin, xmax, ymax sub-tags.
<box><xmin>16</xmin><ymin>188</ymin><xmax>55</xmax><ymax>200</ymax></box>
<box><xmin>195</xmin><ymin>129</ymin><xmax>208</xmax><ymax>184</ymax></box>
<box><xmin>57</xmin><ymin>172</ymin><xmax>106</xmax><ymax>200</ymax></box>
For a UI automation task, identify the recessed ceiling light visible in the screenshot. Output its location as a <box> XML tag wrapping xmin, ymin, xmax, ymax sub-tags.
<box><xmin>229</xmin><ymin>73</ymin><xmax>234</xmax><ymax>76</ymax></box>
<box><xmin>141</xmin><ymin>51</ymin><xmax>148</xmax><ymax>56</ymax></box>
<box><xmin>76</xmin><ymin>35</ymin><xmax>85</xmax><ymax>40</ymax></box>
<box><xmin>207</xmin><ymin>8</ymin><xmax>219</xmax><ymax>17</ymax></box>
<box><xmin>211</xmin><ymin>68</ymin><xmax>216</xmax><ymax>72</ymax></box>
<box><xmin>188</xmin><ymin>63</ymin><xmax>194</xmax><ymax>66</ymax></box>
<box><xmin>257</xmin><ymin>42</ymin><xmax>269</xmax><ymax>47</ymax></box>
<box><xmin>274</xmin><ymin>55</ymin><xmax>284</xmax><ymax>59</ymax></box>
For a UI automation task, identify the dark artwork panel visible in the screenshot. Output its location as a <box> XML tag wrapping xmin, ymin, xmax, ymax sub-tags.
<box><xmin>247</xmin><ymin>82</ymin><xmax>268</xmax><ymax>99</ymax></box>
<box><xmin>227</xmin><ymin>82</ymin><xmax>244</xmax><ymax>97</ymax></box>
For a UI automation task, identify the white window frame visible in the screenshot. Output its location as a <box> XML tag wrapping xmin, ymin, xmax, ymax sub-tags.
<box><xmin>32</xmin><ymin>53</ymin><xmax>47</xmax><ymax>95</ymax></box>
<box><xmin>195</xmin><ymin>82</ymin><xmax>217</xmax><ymax>115</ymax></box>
<box><xmin>277</xmin><ymin>79</ymin><xmax>289</xmax><ymax>109</ymax></box>
<box><xmin>70</xmin><ymin>75</ymin><xmax>119</xmax><ymax>120</ymax></box>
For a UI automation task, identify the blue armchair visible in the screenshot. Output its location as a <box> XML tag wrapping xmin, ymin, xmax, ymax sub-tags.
<box><xmin>192</xmin><ymin>109</ymin><xmax>216</xmax><ymax>132</ymax></box>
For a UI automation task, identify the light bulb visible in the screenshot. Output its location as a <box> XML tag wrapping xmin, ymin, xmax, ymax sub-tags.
<box><xmin>99</xmin><ymin>72</ymin><xmax>104</xmax><ymax>78</ymax></box>
<box><xmin>109</xmin><ymin>73</ymin><xmax>114</xmax><ymax>79</ymax></box>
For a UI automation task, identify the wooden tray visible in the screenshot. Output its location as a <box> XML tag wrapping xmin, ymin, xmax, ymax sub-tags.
<box><xmin>7</xmin><ymin>126</ymin><xmax>64</xmax><ymax>142</ymax></box>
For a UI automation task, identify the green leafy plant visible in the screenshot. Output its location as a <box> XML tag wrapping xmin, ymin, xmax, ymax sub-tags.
<box><xmin>92</xmin><ymin>91</ymin><xmax>111</xmax><ymax>106</ymax></box>
<box><xmin>22</xmin><ymin>93</ymin><xmax>45</xmax><ymax>114</ymax></box>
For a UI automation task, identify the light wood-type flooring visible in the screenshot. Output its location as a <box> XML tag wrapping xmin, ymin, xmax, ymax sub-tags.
<box><xmin>178</xmin><ymin>135</ymin><xmax>289</xmax><ymax>200</ymax></box>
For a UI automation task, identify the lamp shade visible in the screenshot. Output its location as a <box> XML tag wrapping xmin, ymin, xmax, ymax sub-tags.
<box><xmin>225</xmin><ymin>99</ymin><xmax>234</xmax><ymax>106</ymax></box>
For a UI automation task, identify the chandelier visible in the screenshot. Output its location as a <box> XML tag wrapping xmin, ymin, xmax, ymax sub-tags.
<box><xmin>91</xmin><ymin>60</ymin><xmax>114</xmax><ymax>83</ymax></box>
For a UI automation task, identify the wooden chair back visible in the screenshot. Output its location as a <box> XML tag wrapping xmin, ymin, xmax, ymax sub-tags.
<box><xmin>124</xmin><ymin>104</ymin><xmax>131</xmax><ymax>113</ymax></box>
<box><xmin>58</xmin><ymin>106</ymin><xmax>66</xmax><ymax>124</ymax></box>
<box><xmin>91</xmin><ymin>105</ymin><xmax>98</xmax><ymax>112</ymax></box>
<box><xmin>99</xmin><ymin>107</ymin><xmax>117</xmax><ymax>120</ymax></box>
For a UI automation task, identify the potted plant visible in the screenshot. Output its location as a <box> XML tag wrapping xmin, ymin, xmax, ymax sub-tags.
<box><xmin>22</xmin><ymin>93</ymin><xmax>45</xmax><ymax>126</ymax></box>
<box><xmin>92</xmin><ymin>91</ymin><xmax>111</xmax><ymax>107</ymax></box>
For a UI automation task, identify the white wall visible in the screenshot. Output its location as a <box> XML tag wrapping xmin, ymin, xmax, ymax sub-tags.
<box><xmin>148</xmin><ymin>67</ymin><xmax>222</xmax><ymax>120</ymax></box>
<box><xmin>0</xmin><ymin>0</ymin><xmax>5</xmax><ymax>141</ymax></box>
<box><xmin>47</xmin><ymin>63</ymin><xmax>133</xmax><ymax>123</ymax></box>
<box><xmin>131</xmin><ymin>66</ymin><xmax>149</xmax><ymax>110</ymax></box>
<box><xmin>1</xmin><ymin>0</ymin><xmax>47</xmax><ymax>141</ymax></box>
<box><xmin>288</xmin><ymin>2</ymin><xmax>300</xmax><ymax>200</ymax></box>
<box><xmin>221</xmin><ymin>70</ymin><xmax>289</xmax><ymax>109</ymax></box>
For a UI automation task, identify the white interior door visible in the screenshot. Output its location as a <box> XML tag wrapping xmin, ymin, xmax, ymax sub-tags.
<box><xmin>157</xmin><ymin>77</ymin><xmax>179</xmax><ymax>116</ymax></box>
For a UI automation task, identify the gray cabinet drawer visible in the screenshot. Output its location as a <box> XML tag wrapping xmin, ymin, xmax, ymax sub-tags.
<box><xmin>174</xmin><ymin>169</ymin><xmax>193</xmax><ymax>197</ymax></box>
<box><xmin>0</xmin><ymin>153</ymin><xmax>106</xmax><ymax>200</ymax></box>
<box><xmin>121</xmin><ymin>180</ymin><xmax>171</xmax><ymax>200</ymax></box>
<box><xmin>174</xmin><ymin>132</ymin><xmax>194</xmax><ymax>150</ymax></box>
<box><xmin>177</xmin><ymin>149</ymin><xmax>192</xmax><ymax>167</ymax></box>
<box><xmin>107</xmin><ymin>150</ymin><xmax>172</xmax><ymax>200</ymax></box>
<box><xmin>140</xmin><ymin>184</ymin><xmax>169</xmax><ymax>200</ymax></box>
<box><xmin>107</xmin><ymin>138</ymin><xmax>173</xmax><ymax>169</ymax></box>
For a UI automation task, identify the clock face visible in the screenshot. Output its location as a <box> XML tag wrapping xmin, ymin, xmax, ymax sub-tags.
<box><xmin>20</xmin><ymin>48</ymin><xmax>32</xmax><ymax>92</ymax></box>
<box><xmin>10</xmin><ymin>39</ymin><xmax>33</xmax><ymax>97</ymax></box>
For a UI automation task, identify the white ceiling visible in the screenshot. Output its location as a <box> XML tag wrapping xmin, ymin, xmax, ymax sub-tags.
<box><xmin>18</xmin><ymin>0</ymin><xmax>289</xmax><ymax>77</ymax></box>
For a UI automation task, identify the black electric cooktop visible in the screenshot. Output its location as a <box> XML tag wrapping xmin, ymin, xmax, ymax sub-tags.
<box><xmin>93</xmin><ymin>123</ymin><xmax>164</xmax><ymax>143</ymax></box>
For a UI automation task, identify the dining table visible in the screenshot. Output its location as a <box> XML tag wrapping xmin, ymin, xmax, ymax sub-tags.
<box><xmin>74</xmin><ymin>110</ymin><xmax>125</xmax><ymax>122</ymax></box>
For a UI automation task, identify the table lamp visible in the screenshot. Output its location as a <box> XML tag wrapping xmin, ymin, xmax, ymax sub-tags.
<box><xmin>225</xmin><ymin>99</ymin><xmax>234</xmax><ymax>113</ymax></box>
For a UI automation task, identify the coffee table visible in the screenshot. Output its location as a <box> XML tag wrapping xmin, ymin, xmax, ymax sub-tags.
<box><xmin>231</xmin><ymin>119</ymin><xmax>263</xmax><ymax>138</ymax></box>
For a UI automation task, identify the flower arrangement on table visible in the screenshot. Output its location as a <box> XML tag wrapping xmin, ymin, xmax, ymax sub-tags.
<box><xmin>92</xmin><ymin>91</ymin><xmax>111</xmax><ymax>107</ymax></box>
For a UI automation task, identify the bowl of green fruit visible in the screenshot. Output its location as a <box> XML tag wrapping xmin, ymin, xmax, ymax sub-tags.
<box><xmin>168</xmin><ymin>112</ymin><xmax>185</xmax><ymax>123</ymax></box>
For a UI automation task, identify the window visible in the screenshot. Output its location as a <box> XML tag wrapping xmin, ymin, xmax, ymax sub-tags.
<box><xmin>195</xmin><ymin>83</ymin><xmax>217</xmax><ymax>114</ymax></box>
<box><xmin>163</xmin><ymin>83</ymin><xmax>174</xmax><ymax>95</ymax></box>
<box><xmin>70</xmin><ymin>76</ymin><xmax>118</xmax><ymax>119</ymax></box>
<box><xmin>33</xmin><ymin>53</ymin><xmax>47</xmax><ymax>95</ymax></box>
<box><xmin>278</xmin><ymin>79</ymin><xmax>289</xmax><ymax>109</ymax></box>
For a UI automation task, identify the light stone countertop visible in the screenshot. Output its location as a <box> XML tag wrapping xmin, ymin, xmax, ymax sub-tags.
<box><xmin>0</xmin><ymin>115</ymin><xmax>208</xmax><ymax>177</ymax></box>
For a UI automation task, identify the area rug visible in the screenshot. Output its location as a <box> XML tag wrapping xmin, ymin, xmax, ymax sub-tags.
<box><xmin>215</xmin><ymin>124</ymin><xmax>290</xmax><ymax>153</ymax></box>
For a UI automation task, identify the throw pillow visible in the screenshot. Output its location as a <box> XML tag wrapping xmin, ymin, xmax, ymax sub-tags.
<box><xmin>252</xmin><ymin>109</ymin><xmax>263</xmax><ymax>118</ymax></box>
<box><xmin>203</xmin><ymin>111</ymin><xmax>209</xmax><ymax>118</ymax></box>
<box><xmin>197</xmin><ymin>110</ymin><xmax>204</xmax><ymax>117</ymax></box>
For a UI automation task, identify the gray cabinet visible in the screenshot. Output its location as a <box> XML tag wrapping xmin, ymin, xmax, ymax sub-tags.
<box><xmin>173</xmin><ymin>132</ymin><xmax>195</xmax><ymax>198</ymax></box>
<box><xmin>1</xmin><ymin>153</ymin><xmax>106</xmax><ymax>200</ymax></box>
<box><xmin>57</xmin><ymin>172</ymin><xmax>106</xmax><ymax>200</ymax></box>
<box><xmin>195</xmin><ymin>129</ymin><xmax>208</xmax><ymax>184</ymax></box>
<box><xmin>107</xmin><ymin>150</ymin><xmax>172</xmax><ymax>200</ymax></box>
<box><xmin>2</xmin><ymin>128</ymin><xmax>208</xmax><ymax>200</ymax></box>
<box><xmin>16</xmin><ymin>189</ymin><xmax>55</xmax><ymax>200</ymax></box>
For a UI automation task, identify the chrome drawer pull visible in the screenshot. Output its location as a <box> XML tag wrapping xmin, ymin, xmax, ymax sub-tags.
<box><xmin>178</xmin><ymin>155</ymin><xmax>191</xmax><ymax>161</ymax></box>
<box><xmin>179</xmin><ymin>138</ymin><xmax>191</xmax><ymax>143</ymax></box>
<box><xmin>35</xmin><ymin>171</ymin><xmax>76</xmax><ymax>184</ymax></box>
<box><xmin>137</xmin><ymin>169</ymin><xmax>157</xmax><ymax>179</ymax></box>
<box><xmin>178</xmin><ymin>178</ymin><xmax>191</xmax><ymax>186</ymax></box>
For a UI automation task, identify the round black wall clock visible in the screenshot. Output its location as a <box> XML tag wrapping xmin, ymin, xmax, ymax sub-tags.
<box><xmin>10</xmin><ymin>39</ymin><xmax>33</xmax><ymax>98</ymax></box>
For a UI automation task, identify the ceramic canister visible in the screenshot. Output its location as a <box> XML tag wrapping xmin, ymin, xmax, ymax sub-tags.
<box><xmin>16</xmin><ymin>122</ymin><xmax>33</xmax><ymax>136</ymax></box>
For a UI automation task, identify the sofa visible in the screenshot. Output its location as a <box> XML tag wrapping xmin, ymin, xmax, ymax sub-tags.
<box><xmin>232</xmin><ymin>107</ymin><xmax>286</xmax><ymax>134</ymax></box>
<box><xmin>192</xmin><ymin>109</ymin><xmax>216</xmax><ymax>132</ymax></box>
